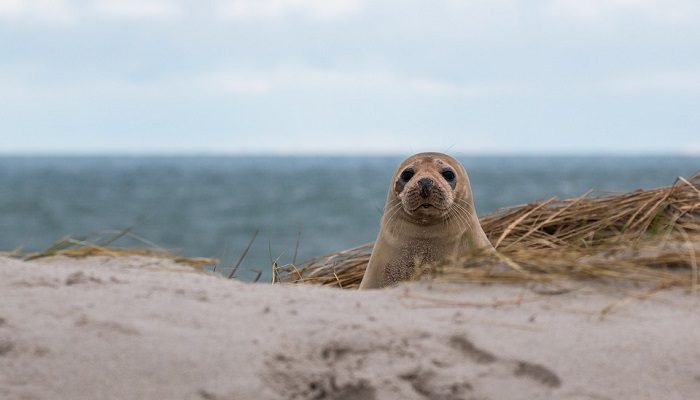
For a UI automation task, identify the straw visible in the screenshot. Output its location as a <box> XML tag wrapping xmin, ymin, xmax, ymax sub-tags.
<box><xmin>277</xmin><ymin>172</ymin><xmax>700</xmax><ymax>289</ymax></box>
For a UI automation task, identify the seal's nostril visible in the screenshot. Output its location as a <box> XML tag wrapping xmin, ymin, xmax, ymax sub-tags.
<box><xmin>418</xmin><ymin>178</ymin><xmax>433</xmax><ymax>198</ymax></box>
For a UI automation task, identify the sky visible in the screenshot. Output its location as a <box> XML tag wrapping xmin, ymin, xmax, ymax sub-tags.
<box><xmin>0</xmin><ymin>0</ymin><xmax>699</xmax><ymax>155</ymax></box>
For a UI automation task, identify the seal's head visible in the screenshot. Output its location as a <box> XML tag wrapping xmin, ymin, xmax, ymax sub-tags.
<box><xmin>388</xmin><ymin>152</ymin><xmax>472</xmax><ymax>225</ymax></box>
<box><xmin>361</xmin><ymin>151</ymin><xmax>492</xmax><ymax>289</ymax></box>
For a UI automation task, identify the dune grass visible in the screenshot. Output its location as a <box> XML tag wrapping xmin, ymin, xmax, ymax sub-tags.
<box><xmin>21</xmin><ymin>228</ymin><xmax>216</xmax><ymax>268</ymax></box>
<box><xmin>276</xmin><ymin>173</ymin><xmax>700</xmax><ymax>289</ymax></box>
<box><xmin>10</xmin><ymin>173</ymin><xmax>699</xmax><ymax>289</ymax></box>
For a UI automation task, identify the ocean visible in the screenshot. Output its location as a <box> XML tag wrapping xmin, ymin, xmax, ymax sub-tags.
<box><xmin>1</xmin><ymin>155</ymin><xmax>697</xmax><ymax>281</ymax></box>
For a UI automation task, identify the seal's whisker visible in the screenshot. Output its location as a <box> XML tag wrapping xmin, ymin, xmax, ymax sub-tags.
<box><xmin>444</xmin><ymin>208</ymin><xmax>460</xmax><ymax>232</ymax></box>
<box><xmin>382</xmin><ymin>200</ymin><xmax>400</xmax><ymax>215</ymax></box>
<box><xmin>382</xmin><ymin>200</ymin><xmax>402</xmax><ymax>216</ymax></box>
<box><xmin>453</xmin><ymin>209</ymin><xmax>470</xmax><ymax>232</ymax></box>
<box><xmin>446</xmin><ymin>206</ymin><xmax>467</xmax><ymax>232</ymax></box>
<box><xmin>454</xmin><ymin>199</ymin><xmax>476</xmax><ymax>220</ymax></box>
<box><xmin>456</xmin><ymin>197</ymin><xmax>475</xmax><ymax>211</ymax></box>
<box><xmin>383</xmin><ymin>201</ymin><xmax>405</xmax><ymax>229</ymax></box>
<box><xmin>445</xmin><ymin>208</ymin><xmax>463</xmax><ymax>232</ymax></box>
<box><xmin>383</xmin><ymin>206</ymin><xmax>401</xmax><ymax>228</ymax></box>
<box><xmin>457</xmin><ymin>209</ymin><xmax>475</xmax><ymax>232</ymax></box>
<box><xmin>441</xmin><ymin>213</ymin><xmax>449</xmax><ymax>230</ymax></box>
<box><xmin>451</xmin><ymin>203</ymin><xmax>473</xmax><ymax>231</ymax></box>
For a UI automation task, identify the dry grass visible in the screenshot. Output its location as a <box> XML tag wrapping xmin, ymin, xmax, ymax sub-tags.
<box><xmin>22</xmin><ymin>229</ymin><xmax>215</xmax><ymax>268</ymax></box>
<box><xmin>11</xmin><ymin>173</ymin><xmax>699</xmax><ymax>288</ymax></box>
<box><xmin>277</xmin><ymin>173</ymin><xmax>700</xmax><ymax>289</ymax></box>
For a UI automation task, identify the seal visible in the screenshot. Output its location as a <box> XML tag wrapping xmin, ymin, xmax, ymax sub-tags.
<box><xmin>359</xmin><ymin>152</ymin><xmax>493</xmax><ymax>289</ymax></box>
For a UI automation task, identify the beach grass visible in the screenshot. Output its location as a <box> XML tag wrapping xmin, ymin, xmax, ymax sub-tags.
<box><xmin>10</xmin><ymin>173</ymin><xmax>699</xmax><ymax>289</ymax></box>
<box><xmin>276</xmin><ymin>172</ymin><xmax>700</xmax><ymax>289</ymax></box>
<box><xmin>21</xmin><ymin>228</ymin><xmax>216</xmax><ymax>268</ymax></box>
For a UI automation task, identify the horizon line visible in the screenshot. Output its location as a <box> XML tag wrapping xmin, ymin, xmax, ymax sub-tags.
<box><xmin>1</xmin><ymin>151</ymin><xmax>699</xmax><ymax>158</ymax></box>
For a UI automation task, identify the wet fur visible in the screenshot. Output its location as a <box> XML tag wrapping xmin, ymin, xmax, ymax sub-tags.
<box><xmin>359</xmin><ymin>152</ymin><xmax>493</xmax><ymax>289</ymax></box>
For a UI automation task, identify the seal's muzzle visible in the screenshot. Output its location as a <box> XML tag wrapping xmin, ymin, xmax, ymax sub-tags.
<box><xmin>418</xmin><ymin>178</ymin><xmax>433</xmax><ymax>198</ymax></box>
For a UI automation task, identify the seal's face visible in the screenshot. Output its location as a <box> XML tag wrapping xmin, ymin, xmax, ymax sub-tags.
<box><xmin>390</xmin><ymin>152</ymin><xmax>469</xmax><ymax>224</ymax></box>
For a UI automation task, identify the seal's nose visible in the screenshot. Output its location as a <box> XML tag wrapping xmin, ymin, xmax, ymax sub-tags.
<box><xmin>417</xmin><ymin>178</ymin><xmax>433</xmax><ymax>198</ymax></box>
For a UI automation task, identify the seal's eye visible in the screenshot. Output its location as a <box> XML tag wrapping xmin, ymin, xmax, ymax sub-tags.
<box><xmin>441</xmin><ymin>170</ymin><xmax>456</xmax><ymax>182</ymax></box>
<box><xmin>399</xmin><ymin>169</ymin><xmax>415</xmax><ymax>181</ymax></box>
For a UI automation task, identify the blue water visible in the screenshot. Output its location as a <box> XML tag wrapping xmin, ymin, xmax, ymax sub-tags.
<box><xmin>0</xmin><ymin>155</ymin><xmax>697</xmax><ymax>280</ymax></box>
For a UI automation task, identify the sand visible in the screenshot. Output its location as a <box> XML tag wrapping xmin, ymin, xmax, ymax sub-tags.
<box><xmin>1</xmin><ymin>255</ymin><xmax>699</xmax><ymax>400</ymax></box>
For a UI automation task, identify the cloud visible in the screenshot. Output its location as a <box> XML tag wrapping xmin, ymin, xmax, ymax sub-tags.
<box><xmin>197</xmin><ymin>66</ymin><xmax>522</xmax><ymax>97</ymax></box>
<box><xmin>0</xmin><ymin>0</ymin><xmax>76</xmax><ymax>25</ymax></box>
<box><xmin>0</xmin><ymin>0</ymin><xmax>182</xmax><ymax>25</ymax></box>
<box><xmin>90</xmin><ymin>0</ymin><xmax>182</xmax><ymax>20</ymax></box>
<box><xmin>0</xmin><ymin>0</ymin><xmax>20</xmax><ymax>14</ymax></box>
<box><xmin>2</xmin><ymin>0</ymin><xmax>699</xmax><ymax>30</ymax></box>
<box><xmin>0</xmin><ymin>0</ymin><xmax>365</xmax><ymax>26</ymax></box>
<box><xmin>216</xmin><ymin>0</ymin><xmax>365</xmax><ymax>21</ymax></box>
<box><xmin>603</xmin><ymin>70</ymin><xmax>700</xmax><ymax>94</ymax></box>
<box><xmin>543</xmin><ymin>0</ymin><xmax>700</xmax><ymax>24</ymax></box>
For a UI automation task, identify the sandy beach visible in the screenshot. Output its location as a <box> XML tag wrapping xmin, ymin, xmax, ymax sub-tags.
<box><xmin>1</xmin><ymin>255</ymin><xmax>699</xmax><ymax>400</ymax></box>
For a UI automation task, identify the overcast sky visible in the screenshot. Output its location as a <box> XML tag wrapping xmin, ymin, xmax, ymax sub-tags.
<box><xmin>1</xmin><ymin>0</ymin><xmax>699</xmax><ymax>155</ymax></box>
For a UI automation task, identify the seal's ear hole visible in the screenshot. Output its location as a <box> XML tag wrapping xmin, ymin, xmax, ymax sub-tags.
<box><xmin>441</xmin><ymin>169</ymin><xmax>456</xmax><ymax>182</ymax></box>
<box><xmin>399</xmin><ymin>168</ymin><xmax>415</xmax><ymax>181</ymax></box>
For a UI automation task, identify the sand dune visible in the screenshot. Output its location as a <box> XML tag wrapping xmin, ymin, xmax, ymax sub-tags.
<box><xmin>1</xmin><ymin>255</ymin><xmax>698</xmax><ymax>400</ymax></box>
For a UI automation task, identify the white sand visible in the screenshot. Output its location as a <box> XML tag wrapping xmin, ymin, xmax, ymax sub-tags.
<box><xmin>1</xmin><ymin>255</ymin><xmax>699</xmax><ymax>400</ymax></box>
